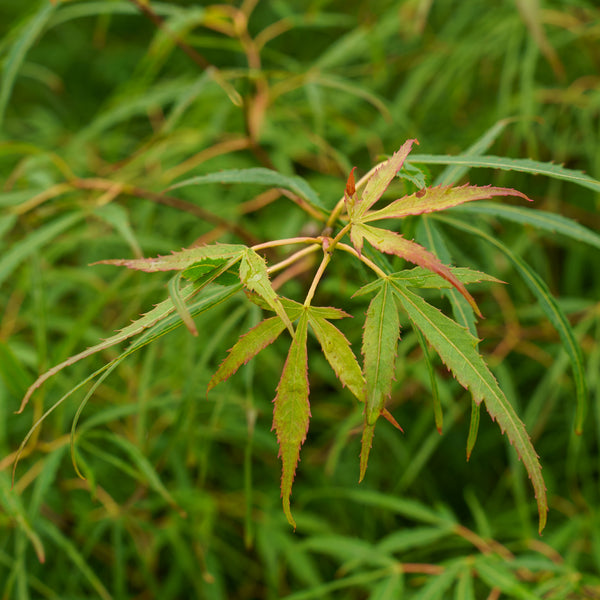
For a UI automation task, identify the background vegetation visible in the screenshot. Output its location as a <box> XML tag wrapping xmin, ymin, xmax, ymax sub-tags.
<box><xmin>1</xmin><ymin>0</ymin><xmax>600</xmax><ymax>598</ymax></box>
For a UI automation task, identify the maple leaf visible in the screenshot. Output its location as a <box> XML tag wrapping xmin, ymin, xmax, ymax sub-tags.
<box><xmin>363</xmin><ymin>184</ymin><xmax>530</xmax><ymax>222</ymax></box>
<box><xmin>351</xmin><ymin>223</ymin><xmax>480</xmax><ymax>316</ymax></box>
<box><xmin>273</xmin><ymin>311</ymin><xmax>310</xmax><ymax>528</ymax></box>
<box><xmin>391</xmin><ymin>281</ymin><xmax>547</xmax><ymax>533</ymax></box>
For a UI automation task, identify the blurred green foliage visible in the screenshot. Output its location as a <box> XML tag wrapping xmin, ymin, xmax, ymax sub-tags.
<box><xmin>1</xmin><ymin>0</ymin><xmax>600</xmax><ymax>598</ymax></box>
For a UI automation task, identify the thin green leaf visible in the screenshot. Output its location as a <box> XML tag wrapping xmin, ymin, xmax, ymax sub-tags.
<box><xmin>273</xmin><ymin>310</ymin><xmax>310</xmax><ymax>528</ymax></box>
<box><xmin>18</xmin><ymin>282</ymin><xmax>199</xmax><ymax>413</ymax></box>
<box><xmin>309</xmin><ymin>313</ymin><xmax>365</xmax><ymax>402</ymax></box>
<box><xmin>362</xmin><ymin>281</ymin><xmax>399</xmax><ymax>427</ymax></box>
<box><xmin>454</xmin><ymin>201</ymin><xmax>600</xmax><ymax>251</ymax></box>
<box><xmin>412</xmin><ymin>560</ymin><xmax>463</xmax><ymax>600</ymax></box>
<box><xmin>396</xmin><ymin>161</ymin><xmax>429</xmax><ymax>189</ymax></box>
<box><xmin>0</xmin><ymin>475</ymin><xmax>45</xmax><ymax>563</ymax></box>
<box><xmin>168</xmin><ymin>273</ymin><xmax>198</xmax><ymax>336</ymax></box>
<box><xmin>15</xmin><ymin>284</ymin><xmax>242</xmax><ymax>481</ymax></box>
<box><xmin>0</xmin><ymin>2</ymin><xmax>56</xmax><ymax>129</ymax></box>
<box><xmin>359</xmin><ymin>423</ymin><xmax>377</xmax><ymax>482</ymax></box>
<box><xmin>0</xmin><ymin>340</ymin><xmax>31</xmax><ymax>400</ymax></box>
<box><xmin>240</xmin><ymin>248</ymin><xmax>294</xmax><ymax>335</ymax></box>
<box><xmin>416</xmin><ymin>217</ymin><xmax>478</xmax><ymax>334</ymax></box>
<box><xmin>0</xmin><ymin>212</ymin><xmax>83</xmax><ymax>287</ymax></box>
<box><xmin>390</xmin><ymin>266</ymin><xmax>503</xmax><ymax>289</ymax></box>
<box><xmin>94</xmin><ymin>243</ymin><xmax>245</xmax><ymax>272</ymax></box>
<box><xmin>351</xmin><ymin>223</ymin><xmax>480</xmax><ymax>315</ymax></box>
<box><xmin>475</xmin><ymin>556</ymin><xmax>539</xmax><ymax>600</ymax></box>
<box><xmin>208</xmin><ymin>316</ymin><xmax>287</xmax><ymax>392</ymax></box>
<box><xmin>466</xmin><ymin>400</ymin><xmax>480</xmax><ymax>460</ymax></box>
<box><xmin>102</xmin><ymin>434</ymin><xmax>186</xmax><ymax>517</ymax></box>
<box><xmin>454</xmin><ymin>565</ymin><xmax>476</xmax><ymax>600</ymax></box>
<box><xmin>435</xmin><ymin>213</ymin><xmax>588</xmax><ymax>435</ymax></box>
<box><xmin>38</xmin><ymin>520</ymin><xmax>111</xmax><ymax>600</ymax></box>
<box><xmin>377</xmin><ymin>525</ymin><xmax>454</xmax><ymax>554</ymax></box>
<box><xmin>363</xmin><ymin>184</ymin><xmax>529</xmax><ymax>222</ymax></box>
<box><xmin>167</xmin><ymin>167</ymin><xmax>325</xmax><ymax>211</ymax></box>
<box><xmin>434</xmin><ymin>118</ymin><xmax>514</xmax><ymax>185</ymax></box>
<box><xmin>93</xmin><ymin>203</ymin><xmax>142</xmax><ymax>258</ymax></box>
<box><xmin>414</xmin><ymin>327</ymin><xmax>442</xmax><ymax>433</ymax></box>
<box><xmin>410</xmin><ymin>154</ymin><xmax>600</xmax><ymax>194</ymax></box>
<box><xmin>391</xmin><ymin>282</ymin><xmax>547</xmax><ymax>532</ymax></box>
<box><xmin>181</xmin><ymin>257</ymin><xmax>240</xmax><ymax>285</ymax></box>
<box><xmin>355</xmin><ymin>139</ymin><xmax>417</xmax><ymax>217</ymax></box>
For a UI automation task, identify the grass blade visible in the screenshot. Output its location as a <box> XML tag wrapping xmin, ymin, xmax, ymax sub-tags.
<box><xmin>167</xmin><ymin>168</ymin><xmax>325</xmax><ymax>212</ymax></box>
<box><xmin>453</xmin><ymin>202</ymin><xmax>600</xmax><ymax>251</ymax></box>
<box><xmin>0</xmin><ymin>212</ymin><xmax>83</xmax><ymax>287</ymax></box>
<box><xmin>410</xmin><ymin>154</ymin><xmax>600</xmax><ymax>194</ymax></box>
<box><xmin>0</xmin><ymin>1</ymin><xmax>56</xmax><ymax>129</ymax></box>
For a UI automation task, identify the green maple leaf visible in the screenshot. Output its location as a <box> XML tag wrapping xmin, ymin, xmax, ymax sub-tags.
<box><xmin>273</xmin><ymin>310</ymin><xmax>310</xmax><ymax>528</ymax></box>
<box><xmin>207</xmin><ymin>316</ymin><xmax>288</xmax><ymax>392</ymax></box>
<box><xmin>361</xmin><ymin>282</ymin><xmax>399</xmax><ymax>424</ymax></box>
<box><xmin>94</xmin><ymin>243</ymin><xmax>246</xmax><ymax>272</ymax></box>
<box><xmin>239</xmin><ymin>248</ymin><xmax>294</xmax><ymax>335</ymax></box>
<box><xmin>351</xmin><ymin>222</ymin><xmax>480</xmax><ymax>315</ymax></box>
<box><xmin>350</xmin><ymin>139</ymin><xmax>417</xmax><ymax>219</ymax></box>
<box><xmin>308</xmin><ymin>312</ymin><xmax>365</xmax><ymax>403</ymax></box>
<box><xmin>390</xmin><ymin>281</ymin><xmax>547</xmax><ymax>533</ymax></box>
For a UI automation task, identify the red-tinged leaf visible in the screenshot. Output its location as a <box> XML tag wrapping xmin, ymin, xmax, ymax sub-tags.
<box><xmin>391</xmin><ymin>282</ymin><xmax>547</xmax><ymax>532</ymax></box>
<box><xmin>362</xmin><ymin>281</ymin><xmax>400</xmax><ymax>426</ymax></box>
<box><xmin>240</xmin><ymin>249</ymin><xmax>294</xmax><ymax>335</ymax></box>
<box><xmin>208</xmin><ymin>317</ymin><xmax>287</xmax><ymax>392</ymax></box>
<box><xmin>93</xmin><ymin>243</ymin><xmax>246</xmax><ymax>272</ymax></box>
<box><xmin>382</xmin><ymin>409</ymin><xmax>403</xmax><ymax>432</ymax></box>
<box><xmin>359</xmin><ymin>423</ymin><xmax>376</xmax><ymax>482</ymax></box>
<box><xmin>363</xmin><ymin>184</ymin><xmax>531</xmax><ymax>222</ymax></box>
<box><xmin>355</xmin><ymin>139</ymin><xmax>417</xmax><ymax>218</ymax></box>
<box><xmin>308</xmin><ymin>313</ymin><xmax>365</xmax><ymax>402</ymax></box>
<box><xmin>354</xmin><ymin>223</ymin><xmax>481</xmax><ymax>317</ymax></box>
<box><xmin>344</xmin><ymin>166</ymin><xmax>357</xmax><ymax>216</ymax></box>
<box><xmin>273</xmin><ymin>311</ymin><xmax>310</xmax><ymax>529</ymax></box>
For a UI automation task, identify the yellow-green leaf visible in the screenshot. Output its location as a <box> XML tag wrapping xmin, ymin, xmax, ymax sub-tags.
<box><xmin>353</xmin><ymin>223</ymin><xmax>480</xmax><ymax>315</ymax></box>
<box><xmin>391</xmin><ymin>282</ymin><xmax>547</xmax><ymax>532</ymax></box>
<box><xmin>355</xmin><ymin>139</ymin><xmax>417</xmax><ymax>218</ymax></box>
<box><xmin>208</xmin><ymin>317</ymin><xmax>287</xmax><ymax>392</ymax></box>
<box><xmin>362</xmin><ymin>281</ymin><xmax>399</xmax><ymax>426</ymax></box>
<box><xmin>240</xmin><ymin>248</ymin><xmax>294</xmax><ymax>335</ymax></box>
<box><xmin>273</xmin><ymin>311</ymin><xmax>310</xmax><ymax>528</ymax></box>
<box><xmin>309</xmin><ymin>313</ymin><xmax>365</xmax><ymax>402</ymax></box>
<box><xmin>363</xmin><ymin>184</ymin><xmax>529</xmax><ymax>222</ymax></box>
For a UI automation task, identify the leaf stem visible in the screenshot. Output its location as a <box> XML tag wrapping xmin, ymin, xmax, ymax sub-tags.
<box><xmin>252</xmin><ymin>236</ymin><xmax>320</xmax><ymax>252</ymax></box>
<box><xmin>267</xmin><ymin>244</ymin><xmax>321</xmax><ymax>274</ymax></box>
<box><xmin>303</xmin><ymin>250</ymin><xmax>331</xmax><ymax>307</ymax></box>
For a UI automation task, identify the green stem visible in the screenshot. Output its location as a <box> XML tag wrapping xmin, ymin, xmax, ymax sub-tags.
<box><xmin>267</xmin><ymin>244</ymin><xmax>321</xmax><ymax>274</ymax></box>
<box><xmin>252</xmin><ymin>236</ymin><xmax>320</xmax><ymax>252</ymax></box>
<box><xmin>303</xmin><ymin>251</ymin><xmax>331</xmax><ymax>307</ymax></box>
